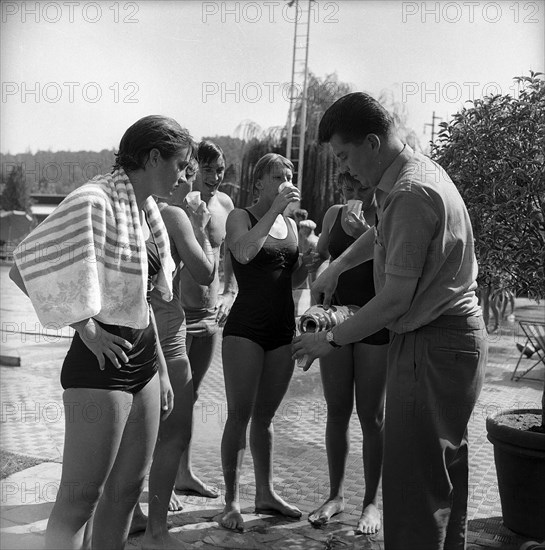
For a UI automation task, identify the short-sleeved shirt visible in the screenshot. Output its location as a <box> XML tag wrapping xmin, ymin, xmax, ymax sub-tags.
<box><xmin>374</xmin><ymin>145</ymin><xmax>480</xmax><ymax>334</ymax></box>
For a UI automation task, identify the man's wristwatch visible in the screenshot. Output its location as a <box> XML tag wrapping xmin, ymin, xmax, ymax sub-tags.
<box><xmin>326</xmin><ymin>330</ymin><xmax>341</xmax><ymax>349</ymax></box>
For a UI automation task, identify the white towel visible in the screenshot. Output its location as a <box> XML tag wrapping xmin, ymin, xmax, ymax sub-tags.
<box><xmin>14</xmin><ymin>168</ymin><xmax>175</xmax><ymax>329</ymax></box>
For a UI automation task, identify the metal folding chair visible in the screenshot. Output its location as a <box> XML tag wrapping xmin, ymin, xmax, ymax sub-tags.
<box><xmin>511</xmin><ymin>321</ymin><xmax>545</xmax><ymax>381</ymax></box>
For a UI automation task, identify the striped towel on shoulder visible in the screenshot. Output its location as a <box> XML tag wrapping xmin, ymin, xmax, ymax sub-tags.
<box><xmin>13</xmin><ymin>168</ymin><xmax>175</xmax><ymax>329</ymax></box>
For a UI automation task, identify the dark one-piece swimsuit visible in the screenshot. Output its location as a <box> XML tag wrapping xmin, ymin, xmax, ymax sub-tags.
<box><xmin>60</xmin><ymin>239</ymin><xmax>161</xmax><ymax>394</ymax></box>
<box><xmin>329</xmin><ymin>208</ymin><xmax>389</xmax><ymax>346</ymax></box>
<box><xmin>223</xmin><ymin>209</ymin><xmax>299</xmax><ymax>351</ymax></box>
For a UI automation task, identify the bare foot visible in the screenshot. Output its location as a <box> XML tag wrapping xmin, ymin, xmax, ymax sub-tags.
<box><xmin>141</xmin><ymin>531</ymin><xmax>186</xmax><ymax>550</ymax></box>
<box><xmin>308</xmin><ymin>497</ymin><xmax>345</xmax><ymax>526</ymax></box>
<box><xmin>220</xmin><ymin>504</ymin><xmax>244</xmax><ymax>532</ymax></box>
<box><xmin>168</xmin><ymin>490</ymin><xmax>184</xmax><ymax>512</ymax></box>
<box><xmin>255</xmin><ymin>492</ymin><xmax>302</xmax><ymax>519</ymax></box>
<box><xmin>355</xmin><ymin>503</ymin><xmax>381</xmax><ymax>535</ymax></box>
<box><xmin>129</xmin><ymin>507</ymin><xmax>174</xmax><ymax>536</ymax></box>
<box><xmin>129</xmin><ymin>505</ymin><xmax>147</xmax><ymax>535</ymax></box>
<box><xmin>174</xmin><ymin>474</ymin><xmax>219</xmax><ymax>498</ymax></box>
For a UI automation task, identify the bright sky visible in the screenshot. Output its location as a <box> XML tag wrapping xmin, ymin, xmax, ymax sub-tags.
<box><xmin>1</xmin><ymin>0</ymin><xmax>543</xmax><ymax>154</ymax></box>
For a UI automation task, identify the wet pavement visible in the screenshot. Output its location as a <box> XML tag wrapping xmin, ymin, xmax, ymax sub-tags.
<box><xmin>1</xmin><ymin>264</ymin><xmax>544</xmax><ymax>549</ymax></box>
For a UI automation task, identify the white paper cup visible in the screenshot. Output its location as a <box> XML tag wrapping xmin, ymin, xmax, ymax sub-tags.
<box><xmin>186</xmin><ymin>191</ymin><xmax>201</xmax><ymax>212</ymax></box>
<box><xmin>347</xmin><ymin>199</ymin><xmax>363</xmax><ymax>218</ymax></box>
<box><xmin>278</xmin><ymin>182</ymin><xmax>298</xmax><ymax>193</ymax></box>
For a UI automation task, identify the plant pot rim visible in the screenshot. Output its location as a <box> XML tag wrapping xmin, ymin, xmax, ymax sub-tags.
<box><xmin>486</xmin><ymin>408</ymin><xmax>545</xmax><ymax>452</ymax></box>
<box><xmin>487</xmin><ymin>408</ymin><xmax>542</xmax><ymax>422</ymax></box>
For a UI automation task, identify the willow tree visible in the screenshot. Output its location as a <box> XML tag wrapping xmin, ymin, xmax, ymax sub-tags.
<box><xmin>376</xmin><ymin>88</ymin><xmax>423</xmax><ymax>153</ymax></box>
<box><xmin>234</xmin><ymin>121</ymin><xmax>286</xmax><ymax>207</ymax></box>
<box><xmin>293</xmin><ymin>72</ymin><xmax>353</xmax><ymax>227</ymax></box>
<box><xmin>237</xmin><ymin>73</ymin><xmax>421</xmax><ymax>228</ymax></box>
<box><xmin>236</xmin><ymin>73</ymin><xmax>352</xmax><ymax>224</ymax></box>
<box><xmin>296</xmin><ymin>77</ymin><xmax>423</xmax><ymax>225</ymax></box>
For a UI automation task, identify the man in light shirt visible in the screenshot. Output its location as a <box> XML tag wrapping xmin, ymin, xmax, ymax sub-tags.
<box><xmin>293</xmin><ymin>92</ymin><xmax>488</xmax><ymax>550</ymax></box>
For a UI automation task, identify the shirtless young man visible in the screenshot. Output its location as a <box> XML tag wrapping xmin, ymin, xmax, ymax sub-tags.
<box><xmin>174</xmin><ymin>140</ymin><xmax>237</xmax><ymax>498</ymax></box>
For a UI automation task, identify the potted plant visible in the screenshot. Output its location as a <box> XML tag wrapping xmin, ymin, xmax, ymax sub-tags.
<box><xmin>432</xmin><ymin>72</ymin><xmax>545</xmax><ymax>538</ymax></box>
<box><xmin>485</xmin><ymin>406</ymin><xmax>545</xmax><ymax>537</ymax></box>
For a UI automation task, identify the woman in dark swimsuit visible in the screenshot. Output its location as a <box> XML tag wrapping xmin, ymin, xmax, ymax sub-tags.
<box><xmin>10</xmin><ymin>116</ymin><xmax>194</xmax><ymax>550</ymax></box>
<box><xmin>220</xmin><ymin>153</ymin><xmax>310</xmax><ymax>532</ymax></box>
<box><xmin>307</xmin><ymin>172</ymin><xmax>388</xmax><ymax>535</ymax></box>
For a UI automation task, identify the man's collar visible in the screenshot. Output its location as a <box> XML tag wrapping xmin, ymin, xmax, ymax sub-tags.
<box><xmin>377</xmin><ymin>144</ymin><xmax>414</xmax><ymax>194</ymax></box>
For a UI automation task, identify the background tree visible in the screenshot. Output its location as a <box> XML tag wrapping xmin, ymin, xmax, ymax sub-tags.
<box><xmin>234</xmin><ymin>120</ymin><xmax>286</xmax><ymax>207</ymax></box>
<box><xmin>299</xmin><ymin>72</ymin><xmax>353</xmax><ymax>227</ymax></box>
<box><xmin>0</xmin><ymin>165</ymin><xmax>32</xmax><ymax>212</ymax></box>
<box><xmin>0</xmin><ymin>150</ymin><xmax>116</xmax><ymax>195</ymax></box>
<box><xmin>297</xmin><ymin>75</ymin><xmax>423</xmax><ymax>226</ymax></box>
<box><xmin>432</xmin><ymin>71</ymin><xmax>545</xmax><ymax>302</ymax></box>
<box><xmin>236</xmin><ymin>72</ymin><xmax>353</xmax><ymax>224</ymax></box>
<box><xmin>236</xmin><ymin>72</ymin><xmax>421</xmax><ymax>229</ymax></box>
<box><xmin>376</xmin><ymin>88</ymin><xmax>423</xmax><ymax>153</ymax></box>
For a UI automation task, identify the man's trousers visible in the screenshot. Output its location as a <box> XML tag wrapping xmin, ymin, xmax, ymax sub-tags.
<box><xmin>383</xmin><ymin>314</ymin><xmax>488</xmax><ymax>550</ymax></box>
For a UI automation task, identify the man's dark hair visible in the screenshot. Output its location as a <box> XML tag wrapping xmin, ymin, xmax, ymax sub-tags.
<box><xmin>318</xmin><ymin>92</ymin><xmax>395</xmax><ymax>144</ymax></box>
<box><xmin>197</xmin><ymin>140</ymin><xmax>225</xmax><ymax>165</ymax></box>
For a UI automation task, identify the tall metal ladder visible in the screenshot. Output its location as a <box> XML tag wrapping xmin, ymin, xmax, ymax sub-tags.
<box><xmin>285</xmin><ymin>0</ymin><xmax>313</xmax><ymax>192</ymax></box>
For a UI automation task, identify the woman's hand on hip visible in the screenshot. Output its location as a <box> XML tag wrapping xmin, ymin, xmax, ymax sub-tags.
<box><xmin>73</xmin><ymin>318</ymin><xmax>132</xmax><ymax>371</ymax></box>
<box><xmin>215</xmin><ymin>291</ymin><xmax>236</xmax><ymax>327</ymax></box>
